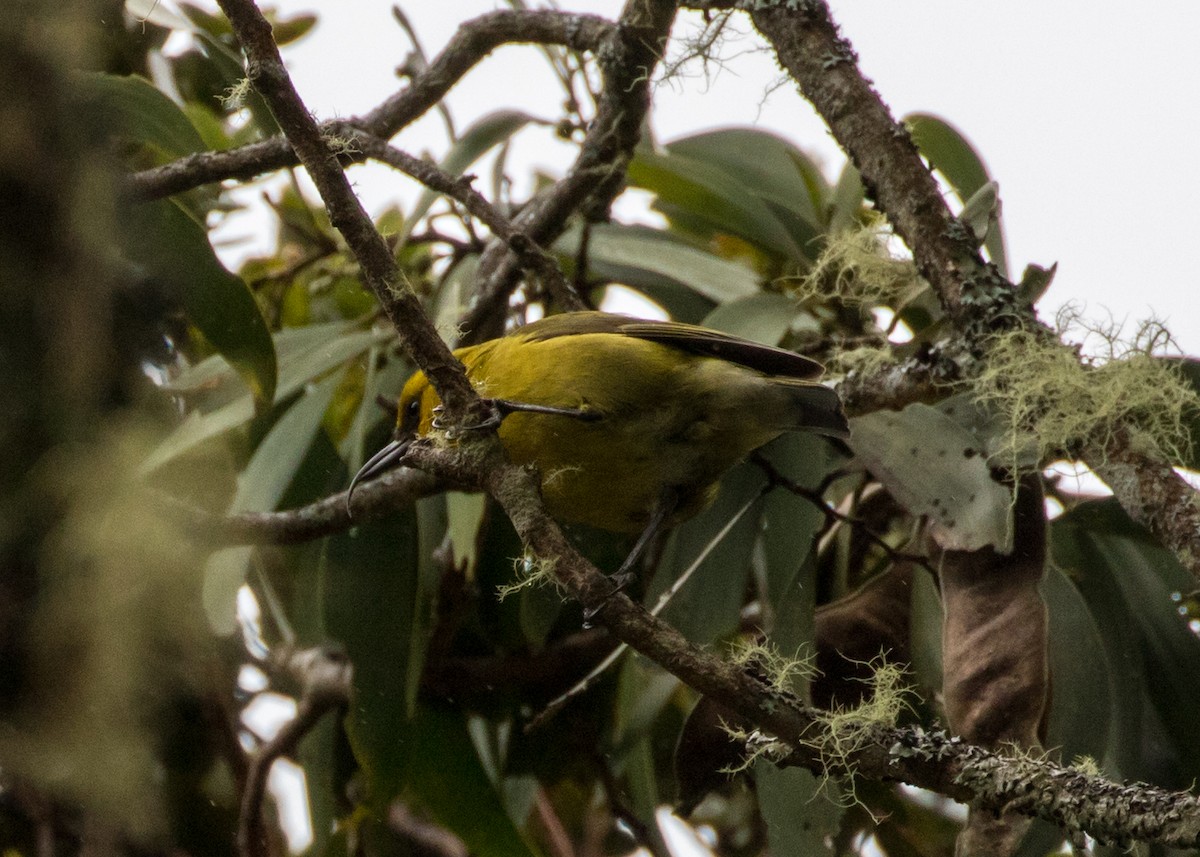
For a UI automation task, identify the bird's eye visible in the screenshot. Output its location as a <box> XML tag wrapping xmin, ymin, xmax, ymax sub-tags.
<box><xmin>399</xmin><ymin>397</ymin><xmax>421</xmax><ymax>432</ymax></box>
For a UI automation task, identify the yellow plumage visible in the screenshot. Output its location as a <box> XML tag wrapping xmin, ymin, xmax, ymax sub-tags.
<box><xmin>384</xmin><ymin>312</ymin><xmax>848</xmax><ymax>533</ymax></box>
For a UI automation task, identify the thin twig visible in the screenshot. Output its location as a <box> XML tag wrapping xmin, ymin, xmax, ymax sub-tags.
<box><xmin>238</xmin><ymin>646</ymin><xmax>352</xmax><ymax>857</ymax></box>
<box><xmin>349</xmin><ymin>133</ymin><xmax>583</xmax><ymax>310</ymax></box>
<box><xmin>125</xmin><ymin>11</ymin><xmax>613</xmax><ymax>201</ymax></box>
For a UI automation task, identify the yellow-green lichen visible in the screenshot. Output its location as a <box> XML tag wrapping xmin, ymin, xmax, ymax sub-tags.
<box><xmin>728</xmin><ymin>639</ymin><xmax>818</xmax><ymax>694</ymax></box>
<box><xmin>496</xmin><ymin>552</ymin><xmax>561</xmax><ymax>600</ymax></box>
<box><xmin>788</xmin><ymin>225</ymin><xmax>924</xmax><ymax>307</ymax></box>
<box><xmin>973</xmin><ymin>309</ymin><xmax>1198</xmax><ymax>473</ymax></box>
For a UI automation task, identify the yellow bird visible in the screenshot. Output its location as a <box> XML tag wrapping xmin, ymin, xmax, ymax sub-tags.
<box><xmin>350</xmin><ymin>312</ymin><xmax>848</xmax><ymax>559</ymax></box>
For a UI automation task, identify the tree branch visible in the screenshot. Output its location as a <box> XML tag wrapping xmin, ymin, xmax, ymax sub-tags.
<box><xmin>238</xmin><ymin>646</ymin><xmax>352</xmax><ymax>857</ymax></box>
<box><xmin>457</xmin><ymin>0</ymin><xmax>680</xmax><ymax>343</ymax></box>
<box><xmin>216</xmin><ymin>0</ymin><xmax>479</xmax><ymax>425</ymax></box>
<box><xmin>736</xmin><ymin>0</ymin><xmax>1200</xmax><ymax>580</ymax></box>
<box><xmin>399</xmin><ymin>441</ymin><xmax>1200</xmax><ymax>848</ymax></box>
<box><xmin>125</xmin><ymin>10</ymin><xmax>613</xmax><ymax>201</ymax></box>
<box><xmin>349</xmin><ymin>133</ymin><xmax>583</xmax><ymax>311</ymax></box>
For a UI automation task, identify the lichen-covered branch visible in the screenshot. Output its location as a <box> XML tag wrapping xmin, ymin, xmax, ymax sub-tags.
<box><xmin>736</xmin><ymin>0</ymin><xmax>1200</xmax><ymax>581</ymax></box>
<box><xmin>743</xmin><ymin>0</ymin><xmax>1015</xmax><ymax>334</ymax></box>
<box><xmin>1093</xmin><ymin>429</ymin><xmax>1200</xmax><ymax>578</ymax></box>
<box><xmin>397</xmin><ymin>442</ymin><xmax>1200</xmax><ymax>848</ymax></box>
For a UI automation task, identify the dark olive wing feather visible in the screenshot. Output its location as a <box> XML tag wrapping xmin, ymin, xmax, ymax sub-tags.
<box><xmin>515</xmin><ymin>311</ymin><xmax>825</xmax><ymax>380</ymax></box>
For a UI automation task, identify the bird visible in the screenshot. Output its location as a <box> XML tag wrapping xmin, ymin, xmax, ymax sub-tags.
<box><xmin>348</xmin><ymin>311</ymin><xmax>849</xmax><ymax>573</ymax></box>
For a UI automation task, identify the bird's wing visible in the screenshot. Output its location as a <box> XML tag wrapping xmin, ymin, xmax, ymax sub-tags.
<box><xmin>516</xmin><ymin>312</ymin><xmax>826</xmax><ymax>380</ymax></box>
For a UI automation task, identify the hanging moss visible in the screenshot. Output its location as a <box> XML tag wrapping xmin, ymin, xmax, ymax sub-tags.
<box><xmin>972</xmin><ymin>310</ymin><xmax>1198</xmax><ymax>473</ymax></box>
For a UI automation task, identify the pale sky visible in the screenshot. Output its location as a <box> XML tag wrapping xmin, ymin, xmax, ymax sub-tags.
<box><xmin>183</xmin><ymin>0</ymin><xmax>1200</xmax><ymax>355</ymax></box>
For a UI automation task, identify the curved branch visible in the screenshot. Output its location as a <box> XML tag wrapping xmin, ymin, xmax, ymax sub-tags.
<box><xmin>125</xmin><ymin>10</ymin><xmax>613</xmax><ymax>201</ymax></box>
<box><xmin>457</xmin><ymin>0</ymin><xmax>680</xmax><ymax>343</ymax></box>
<box><xmin>350</xmin><ymin>134</ymin><xmax>582</xmax><ymax>310</ymax></box>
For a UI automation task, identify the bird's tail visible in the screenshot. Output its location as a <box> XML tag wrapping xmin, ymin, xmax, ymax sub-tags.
<box><xmin>773</xmin><ymin>379</ymin><xmax>851</xmax><ymax>439</ymax></box>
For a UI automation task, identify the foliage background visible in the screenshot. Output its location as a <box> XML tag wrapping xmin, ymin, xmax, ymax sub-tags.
<box><xmin>4</xmin><ymin>2</ymin><xmax>1200</xmax><ymax>857</ymax></box>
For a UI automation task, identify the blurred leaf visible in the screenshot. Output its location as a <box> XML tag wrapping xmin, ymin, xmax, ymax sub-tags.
<box><xmin>518</xmin><ymin>575</ymin><xmax>565</xmax><ymax>649</ymax></box>
<box><xmin>296</xmin><ymin>713</ymin><xmax>342</xmax><ymax>857</ymax></box>
<box><xmin>906</xmin><ymin>113</ymin><xmax>1008</xmax><ymax>277</ymax></box>
<box><xmin>271</xmin><ymin>12</ymin><xmax>318</xmax><ymax>45</ymax></box>
<box><xmin>144</xmin><ymin>327</ymin><xmax>391</xmax><ymax>472</ymax></box>
<box><xmin>958</xmin><ymin>181</ymin><xmax>999</xmax><ymax>244</ymax></box>
<box><xmin>77</xmin><ymin>72</ymin><xmax>206</xmax><ymax>159</ymax></box>
<box><xmin>1016</xmin><ymin>262</ymin><xmax>1057</xmax><ymax>307</ymax></box>
<box><xmin>125</xmin><ymin>0</ymin><xmax>192</xmax><ymax>30</ymax></box>
<box><xmin>1041</xmin><ymin>564</ymin><xmax>1112</xmax><ymax>763</ymax></box>
<box><xmin>404</xmin><ymin>707</ymin><xmax>538</xmax><ymax>857</ymax></box>
<box><xmin>324</xmin><ymin>493</ymin><xmax>422</xmax><ymax>801</ymax></box>
<box><xmin>231</xmin><ymin>371</ymin><xmax>342</xmax><ymax>515</ymax></box>
<box><xmin>398</xmin><ymin>110</ymin><xmax>536</xmax><ymax>247</ymax></box>
<box><xmin>849</xmin><ymin>403</ymin><xmax>1012</xmax><ymax>552</ymax></box>
<box><xmin>167</xmin><ymin>319</ymin><xmax>360</xmax><ymax>394</ymax></box>
<box><xmin>756</xmin><ymin>764</ymin><xmax>841</xmax><ymax>857</ymax></box>
<box><xmin>828</xmin><ymin>162</ymin><xmax>866</xmax><ymax>234</ymax></box>
<box><xmin>558</xmin><ymin>223</ymin><xmax>759</xmax><ymax>306</ymax></box>
<box><xmin>122</xmin><ymin>197</ymin><xmax>277</xmax><ymax>410</ymax></box>
<box><xmin>201</xmin><ymin>370</ymin><xmax>342</xmax><ymax>633</ymax></box>
<box><xmin>409</xmin><ymin>496</ymin><xmax>447</xmax><ymax>713</ymax></box>
<box><xmin>701</xmin><ymin>292</ymin><xmax>797</xmax><ymax>346</ymax></box>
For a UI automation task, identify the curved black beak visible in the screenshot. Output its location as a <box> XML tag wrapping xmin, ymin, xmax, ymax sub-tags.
<box><xmin>346</xmin><ymin>437</ymin><xmax>412</xmax><ymax>516</ymax></box>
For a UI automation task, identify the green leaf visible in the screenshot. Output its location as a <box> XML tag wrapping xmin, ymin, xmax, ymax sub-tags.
<box><xmin>701</xmin><ymin>292</ymin><xmax>798</xmax><ymax>346</ymax></box>
<box><xmin>662</xmin><ymin>128</ymin><xmax>829</xmax><ymax>233</ymax></box>
<box><xmin>757</xmin><ymin>433</ymin><xmax>837</xmax><ymax>656</ymax></box>
<box><xmin>77</xmin><ymin>72</ymin><xmax>207</xmax><ymax>159</ymax></box>
<box><xmin>628</xmin><ymin>148</ymin><xmax>808</xmax><ymax>262</ymax></box>
<box><xmin>557</xmin><ymin>223</ymin><xmax>760</xmax><ymax>305</ymax></box>
<box><xmin>755</xmin><ymin>764</ymin><xmax>842</xmax><ymax>857</ymax></box>
<box><xmin>398</xmin><ymin>110</ymin><xmax>536</xmax><ymax>247</ymax></box>
<box><xmin>144</xmin><ymin>327</ymin><xmax>391</xmax><ymax>473</ymax></box>
<box><xmin>270</xmin><ymin>12</ymin><xmax>317</xmax><ymax>46</ymax></box>
<box><xmin>656</xmin><ymin>463</ymin><xmax>766</xmax><ymax>644</ymax></box>
<box><xmin>1051</xmin><ymin>499</ymin><xmax>1200</xmax><ymax>783</ymax></box>
<box><xmin>828</xmin><ymin>162</ymin><xmax>866</xmax><ymax>234</ymax></box>
<box><xmin>404</xmin><ymin>707</ymin><xmax>538</xmax><ymax>857</ymax></box>
<box><xmin>201</xmin><ymin>371</ymin><xmax>342</xmax><ymax>633</ymax></box>
<box><xmin>849</xmin><ymin>403</ymin><xmax>1012</xmax><ymax>552</ymax></box>
<box><xmin>122</xmin><ymin>197</ymin><xmax>276</xmax><ymax>410</ymax></box>
<box><xmin>323</xmin><ymin>498</ymin><xmax>423</xmax><ymax>801</ymax></box>
<box><xmin>906</xmin><ymin>113</ymin><xmax>1009</xmax><ymax>277</ymax></box>
<box><xmin>1041</xmin><ymin>563</ymin><xmax>1112</xmax><ymax>763</ymax></box>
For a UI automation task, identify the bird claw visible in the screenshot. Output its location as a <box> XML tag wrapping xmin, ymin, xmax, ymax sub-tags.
<box><xmin>581</xmin><ymin>571</ymin><xmax>637</xmax><ymax>626</ymax></box>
